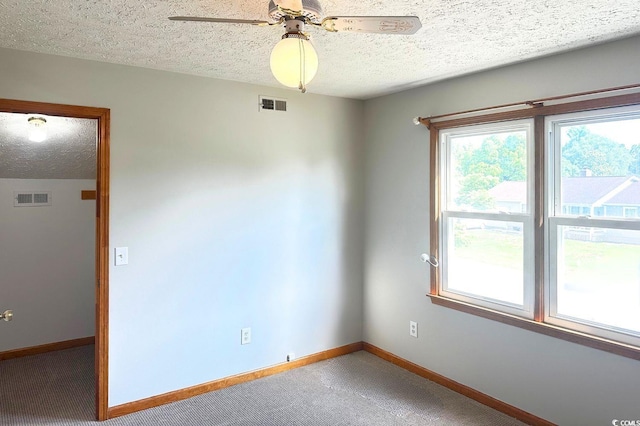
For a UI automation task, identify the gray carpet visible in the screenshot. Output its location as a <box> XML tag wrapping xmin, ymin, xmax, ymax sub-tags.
<box><xmin>0</xmin><ymin>345</ymin><xmax>525</xmax><ymax>425</ymax></box>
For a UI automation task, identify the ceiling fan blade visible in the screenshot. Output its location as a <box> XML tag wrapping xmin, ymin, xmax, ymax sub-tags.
<box><xmin>322</xmin><ymin>16</ymin><xmax>421</xmax><ymax>35</ymax></box>
<box><xmin>273</xmin><ymin>0</ymin><xmax>304</xmax><ymax>14</ymax></box>
<box><xmin>169</xmin><ymin>16</ymin><xmax>271</xmax><ymax>26</ymax></box>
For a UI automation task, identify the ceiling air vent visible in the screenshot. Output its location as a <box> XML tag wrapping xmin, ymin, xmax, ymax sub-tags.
<box><xmin>14</xmin><ymin>191</ymin><xmax>51</xmax><ymax>207</ymax></box>
<box><xmin>259</xmin><ymin>96</ymin><xmax>287</xmax><ymax>112</ymax></box>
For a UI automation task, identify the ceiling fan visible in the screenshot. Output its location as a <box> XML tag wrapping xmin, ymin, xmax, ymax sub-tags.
<box><xmin>169</xmin><ymin>0</ymin><xmax>421</xmax><ymax>93</ymax></box>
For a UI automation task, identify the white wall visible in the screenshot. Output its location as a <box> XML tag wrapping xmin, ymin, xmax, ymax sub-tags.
<box><xmin>0</xmin><ymin>48</ymin><xmax>365</xmax><ymax>406</ymax></box>
<box><xmin>0</xmin><ymin>179</ymin><xmax>95</xmax><ymax>351</ymax></box>
<box><xmin>363</xmin><ymin>35</ymin><xmax>640</xmax><ymax>425</ymax></box>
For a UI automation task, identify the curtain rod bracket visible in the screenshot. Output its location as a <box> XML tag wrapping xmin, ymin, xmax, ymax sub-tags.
<box><xmin>413</xmin><ymin>116</ymin><xmax>431</xmax><ymax>129</ymax></box>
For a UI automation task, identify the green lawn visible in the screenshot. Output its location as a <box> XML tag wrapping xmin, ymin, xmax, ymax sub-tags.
<box><xmin>454</xmin><ymin>228</ymin><xmax>640</xmax><ymax>288</ymax></box>
<box><xmin>454</xmin><ymin>227</ymin><xmax>522</xmax><ymax>267</ymax></box>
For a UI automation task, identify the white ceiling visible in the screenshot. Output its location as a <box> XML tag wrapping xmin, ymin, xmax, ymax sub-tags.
<box><xmin>0</xmin><ymin>0</ymin><xmax>639</xmax><ymax>99</ymax></box>
<box><xmin>0</xmin><ymin>113</ymin><xmax>96</xmax><ymax>180</ymax></box>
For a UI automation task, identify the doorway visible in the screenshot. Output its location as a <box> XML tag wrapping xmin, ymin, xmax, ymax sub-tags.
<box><xmin>0</xmin><ymin>98</ymin><xmax>110</xmax><ymax>420</ymax></box>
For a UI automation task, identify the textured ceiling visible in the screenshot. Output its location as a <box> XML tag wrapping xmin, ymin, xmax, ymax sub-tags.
<box><xmin>0</xmin><ymin>1</ymin><xmax>639</xmax><ymax>99</ymax></box>
<box><xmin>0</xmin><ymin>113</ymin><xmax>96</xmax><ymax>179</ymax></box>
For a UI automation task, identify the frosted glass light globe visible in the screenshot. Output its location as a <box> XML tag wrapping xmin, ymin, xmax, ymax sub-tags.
<box><xmin>27</xmin><ymin>117</ymin><xmax>47</xmax><ymax>142</ymax></box>
<box><xmin>270</xmin><ymin>37</ymin><xmax>318</xmax><ymax>88</ymax></box>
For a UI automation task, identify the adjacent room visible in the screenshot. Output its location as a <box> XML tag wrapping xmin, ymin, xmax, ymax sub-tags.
<box><xmin>1</xmin><ymin>1</ymin><xmax>640</xmax><ymax>425</ymax></box>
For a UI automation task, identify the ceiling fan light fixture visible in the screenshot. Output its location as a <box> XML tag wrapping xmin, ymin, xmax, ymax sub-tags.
<box><xmin>169</xmin><ymin>1</ymin><xmax>422</xmax><ymax>93</ymax></box>
<box><xmin>27</xmin><ymin>116</ymin><xmax>47</xmax><ymax>142</ymax></box>
<box><xmin>270</xmin><ymin>32</ymin><xmax>318</xmax><ymax>93</ymax></box>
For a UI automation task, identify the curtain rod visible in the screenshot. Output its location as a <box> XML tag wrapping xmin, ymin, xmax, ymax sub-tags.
<box><xmin>414</xmin><ymin>83</ymin><xmax>640</xmax><ymax>129</ymax></box>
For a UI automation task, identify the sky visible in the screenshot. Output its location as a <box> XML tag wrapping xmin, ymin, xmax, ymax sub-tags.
<box><xmin>563</xmin><ymin>117</ymin><xmax>640</xmax><ymax>148</ymax></box>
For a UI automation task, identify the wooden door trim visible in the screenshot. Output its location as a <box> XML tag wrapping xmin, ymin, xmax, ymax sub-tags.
<box><xmin>0</xmin><ymin>98</ymin><xmax>110</xmax><ymax>421</ymax></box>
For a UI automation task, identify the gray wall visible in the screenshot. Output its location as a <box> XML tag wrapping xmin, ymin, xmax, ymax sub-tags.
<box><xmin>0</xmin><ymin>47</ymin><xmax>365</xmax><ymax>406</ymax></box>
<box><xmin>363</xmin><ymin>35</ymin><xmax>640</xmax><ymax>425</ymax></box>
<box><xmin>0</xmin><ymin>179</ymin><xmax>95</xmax><ymax>351</ymax></box>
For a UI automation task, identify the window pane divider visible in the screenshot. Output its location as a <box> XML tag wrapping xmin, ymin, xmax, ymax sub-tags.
<box><xmin>549</xmin><ymin>216</ymin><xmax>640</xmax><ymax>230</ymax></box>
<box><xmin>443</xmin><ymin>211</ymin><xmax>529</xmax><ymax>222</ymax></box>
<box><xmin>533</xmin><ymin>116</ymin><xmax>545</xmax><ymax>321</ymax></box>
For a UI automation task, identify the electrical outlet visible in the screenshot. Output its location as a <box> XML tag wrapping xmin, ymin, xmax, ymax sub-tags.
<box><xmin>286</xmin><ymin>352</ymin><xmax>295</xmax><ymax>362</ymax></box>
<box><xmin>409</xmin><ymin>321</ymin><xmax>418</xmax><ymax>338</ymax></box>
<box><xmin>241</xmin><ymin>327</ymin><xmax>251</xmax><ymax>345</ymax></box>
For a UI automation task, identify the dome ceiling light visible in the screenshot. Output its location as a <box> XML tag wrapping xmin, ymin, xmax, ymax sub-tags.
<box><xmin>27</xmin><ymin>116</ymin><xmax>47</xmax><ymax>143</ymax></box>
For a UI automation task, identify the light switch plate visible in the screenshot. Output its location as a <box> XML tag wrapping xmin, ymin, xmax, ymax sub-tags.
<box><xmin>114</xmin><ymin>247</ymin><xmax>128</xmax><ymax>266</ymax></box>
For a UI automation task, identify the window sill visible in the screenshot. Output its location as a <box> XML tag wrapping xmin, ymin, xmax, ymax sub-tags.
<box><xmin>427</xmin><ymin>294</ymin><xmax>640</xmax><ymax>361</ymax></box>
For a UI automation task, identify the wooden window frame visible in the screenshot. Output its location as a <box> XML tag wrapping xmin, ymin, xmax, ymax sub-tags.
<box><xmin>427</xmin><ymin>92</ymin><xmax>640</xmax><ymax>361</ymax></box>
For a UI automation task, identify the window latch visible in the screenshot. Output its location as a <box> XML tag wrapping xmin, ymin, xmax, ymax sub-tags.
<box><xmin>420</xmin><ymin>253</ymin><xmax>439</xmax><ymax>268</ymax></box>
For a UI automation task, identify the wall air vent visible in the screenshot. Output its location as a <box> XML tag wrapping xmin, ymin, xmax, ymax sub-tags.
<box><xmin>14</xmin><ymin>191</ymin><xmax>51</xmax><ymax>207</ymax></box>
<box><xmin>262</xmin><ymin>97</ymin><xmax>275</xmax><ymax>110</ymax></box>
<box><xmin>259</xmin><ymin>96</ymin><xmax>287</xmax><ymax>112</ymax></box>
<box><xmin>275</xmin><ymin>100</ymin><xmax>287</xmax><ymax>112</ymax></box>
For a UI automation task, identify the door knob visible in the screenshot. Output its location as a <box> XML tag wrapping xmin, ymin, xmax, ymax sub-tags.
<box><xmin>1</xmin><ymin>310</ymin><xmax>13</xmax><ymax>322</ymax></box>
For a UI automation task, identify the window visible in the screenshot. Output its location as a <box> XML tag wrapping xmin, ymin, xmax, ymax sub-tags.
<box><xmin>439</xmin><ymin>120</ymin><xmax>534</xmax><ymax>317</ymax></box>
<box><xmin>429</xmin><ymin>96</ymin><xmax>640</xmax><ymax>358</ymax></box>
<box><xmin>546</xmin><ymin>106</ymin><xmax>640</xmax><ymax>346</ymax></box>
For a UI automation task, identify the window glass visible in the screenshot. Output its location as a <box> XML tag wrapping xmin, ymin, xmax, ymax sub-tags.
<box><xmin>554</xmin><ymin>225</ymin><xmax>640</xmax><ymax>336</ymax></box>
<box><xmin>448</xmin><ymin>129</ymin><xmax>528</xmax><ymax>213</ymax></box>
<box><xmin>558</xmin><ymin>118</ymin><xmax>640</xmax><ymax>218</ymax></box>
<box><xmin>446</xmin><ymin>218</ymin><xmax>524</xmax><ymax>306</ymax></box>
